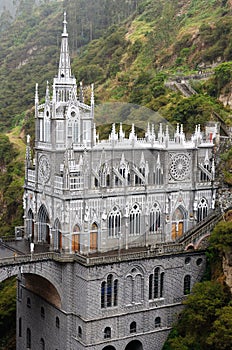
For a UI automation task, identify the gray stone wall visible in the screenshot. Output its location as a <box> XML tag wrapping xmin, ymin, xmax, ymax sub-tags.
<box><xmin>17</xmin><ymin>286</ymin><xmax>67</xmax><ymax>350</ymax></box>
<box><xmin>15</xmin><ymin>251</ymin><xmax>205</xmax><ymax>349</ymax></box>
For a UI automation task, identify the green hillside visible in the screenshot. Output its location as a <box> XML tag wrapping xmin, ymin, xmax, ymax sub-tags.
<box><xmin>1</xmin><ymin>0</ymin><xmax>232</xmax><ymax>133</ymax></box>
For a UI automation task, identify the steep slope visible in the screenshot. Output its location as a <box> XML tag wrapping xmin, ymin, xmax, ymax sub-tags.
<box><xmin>1</xmin><ymin>0</ymin><xmax>232</xmax><ymax>133</ymax></box>
<box><xmin>0</xmin><ymin>0</ymin><xmax>142</xmax><ymax>131</ymax></box>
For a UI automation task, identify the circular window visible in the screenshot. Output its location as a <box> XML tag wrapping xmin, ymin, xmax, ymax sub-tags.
<box><xmin>196</xmin><ymin>258</ymin><xmax>203</xmax><ymax>266</ymax></box>
<box><xmin>71</xmin><ymin>111</ymin><xmax>76</xmax><ymax>118</ymax></box>
<box><xmin>185</xmin><ymin>257</ymin><xmax>191</xmax><ymax>264</ymax></box>
<box><xmin>170</xmin><ymin>154</ymin><xmax>190</xmax><ymax>181</ymax></box>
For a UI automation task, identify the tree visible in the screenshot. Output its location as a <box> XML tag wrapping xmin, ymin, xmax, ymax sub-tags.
<box><xmin>210</xmin><ymin>221</ymin><xmax>232</xmax><ymax>254</ymax></box>
<box><xmin>164</xmin><ymin>281</ymin><xmax>230</xmax><ymax>350</ymax></box>
<box><xmin>207</xmin><ymin>305</ymin><xmax>232</xmax><ymax>350</ymax></box>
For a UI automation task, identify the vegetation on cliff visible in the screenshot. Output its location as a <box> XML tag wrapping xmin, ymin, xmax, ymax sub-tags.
<box><xmin>163</xmin><ymin>221</ymin><xmax>232</xmax><ymax>350</ymax></box>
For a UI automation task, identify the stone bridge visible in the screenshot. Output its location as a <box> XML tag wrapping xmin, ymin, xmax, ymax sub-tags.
<box><xmin>0</xmin><ymin>209</ymin><xmax>223</xmax><ymax>288</ymax></box>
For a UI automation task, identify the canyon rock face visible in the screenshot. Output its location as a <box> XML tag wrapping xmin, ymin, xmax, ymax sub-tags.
<box><xmin>223</xmin><ymin>252</ymin><xmax>232</xmax><ymax>294</ymax></box>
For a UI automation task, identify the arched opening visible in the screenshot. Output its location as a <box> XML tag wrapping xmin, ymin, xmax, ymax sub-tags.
<box><xmin>26</xmin><ymin>328</ymin><xmax>31</xmax><ymax>349</ymax></box>
<box><xmin>149</xmin><ymin>202</ymin><xmax>161</xmax><ymax>233</ymax></box>
<box><xmin>27</xmin><ymin>209</ymin><xmax>34</xmax><ymax>241</ymax></box>
<box><xmin>72</xmin><ymin>224</ymin><xmax>80</xmax><ymax>252</ymax></box>
<box><xmin>184</xmin><ymin>275</ymin><xmax>191</xmax><ymax>295</ymax></box>
<box><xmin>40</xmin><ymin>338</ymin><xmax>45</xmax><ymax>350</ymax></box>
<box><xmin>90</xmin><ymin>222</ymin><xmax>98</xmax><ymax>252</ymax></box>
<box><xmin>24</xmin><ymin>274</ymin><xmax>61</xmax><ymax>308</ymax></box>
<box><xmin>108</xmin><ymin>206</ymin><xmax>121</xmax><ymax>237</ymax></box>
<box><xmin>197</xmin><ymin>198</ymin><xmax>208</xmax><ymax>222</ymax></box>
<box><xmin>54</xmin><ymin>218</ymin><xmax>62</xmax><ymax>251</ymax></box>
<box><xmin>125</xmin><ymin>340</ymin><xmax>143</xmax><ymax>350</ymax></box>
<box><xmin>104</xmin><ymin>327</ymin><xmax>111</xmax><ymax>339</ymax></box>
<box><xmin>38</xmin><ymin>205</ymin><xmax>50</xmax><ymax>244</ymax></box>
<box><xmin>102</xmin><ymin>346</ymin><xmax>116</xmax><ymax>350</ymax></box>
<box><xmin>172</xmin><ymin>206</ymin><xmax>187</xmax><ymax>240</ymax></box>
<box><xmin>130</xmin><ymin>321</ymin><xmax>137</xmax><ymax>333</ymax></box>
<box><xmin>129</xmin><ymin>204</ymin><xmax>141</xmax><ymax>235</ymax></box>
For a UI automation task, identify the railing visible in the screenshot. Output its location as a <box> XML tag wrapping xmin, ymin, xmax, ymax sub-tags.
<box><xmin>176</xmin><ymin>211</ymin><xmax>222</xmax><ymax>245</ymax></box>
<box><xmin>0</xmin><ymin>210</ymin><xmax>223</xmax><ymax>268</ymax></box>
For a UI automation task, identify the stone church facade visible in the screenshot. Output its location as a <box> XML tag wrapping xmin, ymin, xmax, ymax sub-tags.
<box><xmin>17</xmin><ymin>13</ymin><xmax>217</xmax><ymax>350</ymax></box>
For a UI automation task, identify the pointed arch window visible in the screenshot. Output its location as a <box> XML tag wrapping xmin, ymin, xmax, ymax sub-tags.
<box><xmin>44</xmin><ymin>118</ymin><xmax>51</xmax><ymax>143</ymax></box>
<box><xmin>27</xmin><ymin>297</ymin><xmax>31</xmax><ymax>308</ymax></box>
<box><xmin>125</xmin><ymin>270</ymin><xmax>144</xmax><ymax>305</ymax></box>
<box><xmin>149</xmin><ymin>267</ymin><xmax>164</xmax><ymax>300</ymax></box>
<box><xmin>26</xmin><ymin>328</ymin><xmax>31</xmax><ymax>349</ymax></box>
<box><xmin>155</xmin><ymin>317</ymin><xmax>161</xmax><ymax>328</ymax></box>
<box><xmin>90</xmin><ymin>222</ymin><xmax>98</xmax><ymax>251</ymax></box>
<box><xmin>54</xmin><ymin>218</ymin><xmax>62</xmax><ymax>251</ymax></box>
<box><xmin>101</xmin><ymin>274</ymin><xmax>118</xmax><ymax>309</ymax></box>
<box><xmin>149</xmin><ymin>203</ymin><xmax>161</xmax><ymax>233</ymax></box>
<box><xmin>154</xmin><ymin>164</ymin><xmax>163</xmax><ymax>185</ymax></box>
<box><xmin>100</xmin><ymin>164</ymin><xmax>110</xmax><ymax>187</ymax></box>
<box><xmin>197</xmin><ymin>198</ymin><xmax>208</xmax><ymax>222</ymax></box>
<box><xmin>56</xmin><ymin>120</ymin><xmax>64</xmax><ymax>143</ymax></box>
<box><xmin>108</xmin><ymin>207</ymin><xmax>121</xmax><ymax>237</ymax></box>
<box><xmin>74</xmin><ymin>120</ymin><xmax>79</xmax><ymax>143</ymax></box>
<box><xmin>184</xmin><ymin>275</ymin><xmax>191</xmax><ymax>295</ymax></box>
<box><xmin>40</xmin><ymin>338</ymin><xmax>45</xmax><ymax>350</ymax></box>
<box><xmin>27</xmin><ymin>209</ymin><xmax>34</xmax><ymax>241</ymax></box>
<box><xmin>38</xmin><ymin>205</ymin><xmax>50</xmax><ymax>243</ymax></box>
<box><xmin>72</xmin><ymin>224</ymin><xmax>80</xmax><ymax>252</ymax></box>
<box><xmin>78</xmin><ymin>326</ymin><xmax>82</xmax><ymax>338</ymax></box>
<box><xmin>67</xmin><ymin>117</ymin><xmax>80</xmax><ymax>144</ymax></box>
<box><xmin>130</xmin><ymin>321</ymin><xmax>137</xmax><ymax>333</ymax></box>
<box><xmin>104</xmin><ymin>327</ymin><xmax>111</xmax><ymax>339</ymax></box>
<box><xmin>129</xmin><ymin>204</ymin><xmax>141</xmax><ymax>235</ymax></box>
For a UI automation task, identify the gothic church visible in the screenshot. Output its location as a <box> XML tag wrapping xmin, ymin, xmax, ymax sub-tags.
<box><xmin>17</xmin><ymin>13</ymin><xmax>217</xmax><ymax>350</ymax></box>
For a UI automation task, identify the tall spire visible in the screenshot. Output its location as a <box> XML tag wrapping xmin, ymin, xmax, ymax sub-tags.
<box><xmin>58</xmin><ymin>11</ymin><xmax>72</xmax><ymax>80</ymax></box>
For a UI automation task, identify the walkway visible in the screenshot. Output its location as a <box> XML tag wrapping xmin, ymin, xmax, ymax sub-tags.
<box><xmin>0</xmin><ymin>210</ymin><xmax>223</xmax><ymax>270</ymax></box>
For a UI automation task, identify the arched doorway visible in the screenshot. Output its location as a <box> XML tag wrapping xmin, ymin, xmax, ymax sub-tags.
<box><xmin>102</xmin><ymin>346</ymin><xmax>116</xmax><ymax>350</ymax></box>
<box><xmin>54</xmin><ymin>218</ymin><xmax>62</xmax><ymax>251</ymax></box>
<box><xmin>172</xmin><ymin>206</ymin><xmax>187</xmax><ymax>240</ymax></box>
<box><xmin>72</xmin><ymin>224</ymin><xmax>80</xmax><ymax>252</ymax></box>
<box><xmin>90</xmin><ymin>222</ymin><xmax>98</xmax><ymax>251</ymax></box>
<box><xmin>125</xmin><ymin>340</ymin><xmax>143</xmax><ymax>350</ymax></box>
<box><xmin>27</xmin><ymin>209</ymin><xmax>34</xmax><ymax>241</ymax></box>
<box><xmin>38</xmin><ymin>205</ymin><xmax>50</xmax><ymax>243</ymax></box>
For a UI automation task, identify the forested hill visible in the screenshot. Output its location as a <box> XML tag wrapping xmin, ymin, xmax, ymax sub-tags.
<box><xmin>0</xmin><ymin>0</ymin><xmax>140</xmax><ymax>131</ymax></box>
<box><xmin>1</xmin><ymin>0</ymin><xmax>232</xmax><ymax>132</ymax></box>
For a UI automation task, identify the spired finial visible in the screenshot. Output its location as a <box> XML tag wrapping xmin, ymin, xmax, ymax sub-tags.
<box><xmin>91</xmin><ymin>83</ymin><xmax>94</xmax><ymax>106</ymax></box>
<box><xmin>35</xmin><ymin>83</ymin><xmax>39</xmax><ymax>104</ymax></box>
<box><xmin>63</xmin><ymin>11</ymin><xmax>67</xmax><ymax>36</ymax></box>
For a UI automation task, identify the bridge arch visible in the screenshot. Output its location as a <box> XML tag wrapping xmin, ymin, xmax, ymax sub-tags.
<box><xmin>23</xmin><ymin>273</ymin><xmax>61</xmax><ymax>308</ymax></box>
<box><xmin>195</xmin><ymin>233</ymin><xmax>210</xmax><ymax>250</ymax></box>
<box><xmin>185</xmin><ymin>244</ymin><xmax>195</xmax><ymax>250</ymax></box>
<box><xmin>0</xmin><ymin>261</ymin><xmax>63</xmax><ymax>307</ymax></box>
<box><xmin>125</xmin><ymin>340</ymin><xmax>143</xmax><ymax>350</ymax></box>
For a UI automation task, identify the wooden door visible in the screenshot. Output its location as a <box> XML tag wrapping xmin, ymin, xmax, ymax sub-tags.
<box><xmin>72</xmin><ymin>234</ymin><xmax>80</xmax><ymax>252</ymax></box>
<box><xmin>178</xmin><ymin>222</ymin><xmax>183</xmax><ymax>237</ymax></box>
<box><xmin>90</xmin><ymin>232</ymin><xmax>97</xmax><ymax>251</ymax></box>
<box><xmin>171</xmin><ymin>223</ymin><xmax>176</xmax><ymax>240</ymax></box>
